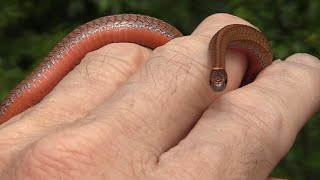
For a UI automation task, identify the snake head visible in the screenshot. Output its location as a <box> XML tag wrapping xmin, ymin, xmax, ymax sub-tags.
<box><xmin>209</xmin><ymin>68</ymin><xmax>228</xmax><ymax>92</ymax></box>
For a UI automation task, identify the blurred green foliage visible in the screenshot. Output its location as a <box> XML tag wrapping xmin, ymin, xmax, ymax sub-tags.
<box><xmin>0</xmin><ymin>0</ymin><xmax>319</xmax><ymax>179</ymax></box>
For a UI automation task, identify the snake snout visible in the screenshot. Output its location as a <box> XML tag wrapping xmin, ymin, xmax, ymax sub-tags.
<box><xmin>209</xmin><ymin>69</ymin><xmax>228</xmax><ymax>92</ymax></box>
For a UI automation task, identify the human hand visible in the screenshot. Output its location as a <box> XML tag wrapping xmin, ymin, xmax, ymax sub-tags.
<box><xmin>0</xmin><ymin>14</ymin><xmax>319</xmax><ymax>180</ymax></box>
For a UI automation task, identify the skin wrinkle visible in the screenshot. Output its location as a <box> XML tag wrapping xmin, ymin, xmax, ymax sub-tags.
<box><xmin>237</xmin><ymin>136</ymin><xmax>272</xmax><ymax>178</ymax></box>
<box><xmin>163</xmin><ymin>38</ymin><xmax>208</xmax><ymax>62</ymax></box>
<box><xmin>141</xmin><ymin>91</ymin><xmax>170</xmax><ymax>137</ymax></box>
<box><xmin>163</xmin><ymin>44</ymin><xmax>209</xmax><ymax>69</ymax></box>
<box><xmin>142</xmin><ymin>37</ymin><xmax>209</xmax><ymax>100</ymax></box>
<box><xmin>45</xmin><ymin>45</ymin><xmax>149</xmax><ymax>125</ymax></box>
<box><xmin>83</xmin><ymin>51</ymin><xmax>114</xmax><ymax>79</ymax></box>
<box><xmin>268</xmin><ymin>61</ymin><xmax>313</xmax><ymax>91</ymax></box>
<box><xmin>130</xmin><ymin>147</ymin><xmax>162</xmax><ymax>178</ymax></box>
<box><xmin>237</xmin><ymin>142</ymin><xmax>274</xmax><ymax>178</ymax></box>
<box><xmin>227</xmin><ymin>89</ymin><xmax>284</xmax><ymax>136</ymax></box>
<box><xmin>91</xmin><ymin>92</ymin><xmax>168</xmax><ymax>158</ymax></box>
<box><xmin>96</xmin><ymin>107</ymin><xmax>137</xmax><ymax>136</ymax></box>
<box><xmin>1</xmin><ymin>145</ymin><xmax>31</xmax><ymax>179</ymax></box>
<box><xmin>157</xmin><ymin>124</ymin><xmax>231</xmax><ymax>175</ymax></box>
<box><xmin>146</xmin><ymin>59</ymin><xmax>176</xmax><ymax>100</ymax></box>
<box><xmin>85</xmin><ymin>57</ymin><xmax>93</xmax><ymax>79</ymax></box>
<box><xmin>156</xmin><ymin>56</ymin><xmax>180</xmax><ymax>103</ymax></box>
<box><xmin>254</xmin><ymin>62</ymin><xmax>320</xmax><ymax>152</ymax></box>
<box><xmin>164</xmin><ymin>38</ymin><xmax>195</xmax><ymax>56</ymax></box>
<box><xmin>208</xmin><ymin>97</ymin><xmax>268</xmax><ymax>132</ymax></box>
<box><xmin>136</xmin><ymin>49</ymin><xmax>214</xmax><ymax>172</ymax></box>
<box><xmin>157</xmin><ymin>162</ymin><xmax>199</xmax><ymax>180</ymax></box>
<box><xmin>84</xmin><ymin>120</ymin><xmax>123</xmax><ymax>166</ymax></box>
<box><xmin>145</xmin><ymin>54</ymin><xmax>197</xmax><ymax>89</ymax></box>
<box><xmin>33</xmin><ymin>99</ymin><xmax>77</xmax><ymax>123</ymax></box>
<box><xmin>115</xmin><ymin>107</ymin><xmax>151</xmax><ymax>138</ymax></box>
<box><xmin>102</xmin><ymin>138</ymin><xmax>134</xmax><ymax>179</ymax></box>
<box><xmin>260</xmin><ymin>62</ymin><xmax>316</xmax><ymax>113</ymax></box>
<box><xmin>222</xmin><ymin>142</ymin><xmax>242</xmax><ymax>178</ymax></box>
<box><xmin>55</xmin><ymin>147</ymin><xmax>97</xmax><ymax>170</ymax></box>
<box><xmin>82</xmin><ymin>54</ymin><xmax>125</xmax><ymax>82</ymax></box>
<box><xmin>91</xmin><ymin>117</ymin><xmax>156</xmax><ymax>179</ymax></box>
<box><xmin>226</xmin><ymin>93</ymin><xmax>282</xmax><ymax>158</ymax></box>
<box><xmin>141</xmin><ymin>52</ymin><xmax>207</xmax><ymax>149</ymax></box>
<box><xmin>131</xmin><ymin>152</ymin><xmax>163</xmax><ymax>178</ymax></box>
<box><xmin>250</xmin><ymin>83</ymin><xmax>287</xmax><ymax>132</ymax></box>
<box><xmin>173</xmin><ymin>62</ymin><xmax>192</xmax><ymax>90</ymax></box>
<box><xmin>30</xmin><ymin>149</ymin><xmax>77</xmax><ymax>175</ymax></box>
<box><xmin>80</xmin><ymin>44</ymin><xmax>149</xmax><ymax>86</ymax></box>
<box><xmin>3</xmin><ymin>106</ymin><xmax>72</xmax><ymax>155</ymax></box>
<box><xmin>157</xmin><ymin>142</ymin><xmax>225</xmax><ymax>179</ymax></box>
<box><xmin>157</xmin><ymin>57</ymin><xmax>192</xmax><ymax>105</ymax></box>
<box><xmin>146</xmin><ymin>46</ymin><xmax>209</xmax><ymax>95</ymax></box>
<box><xmin>106</xmin><ymin>54</ymin><xmax>140</xmax><ymax>75</ymax></box>
<box><xmin>198</xmin><ymin>142</ymin><xmax>231</xmax><ymax>176</ymax></box>
<box><xmin>163</xmin><ymin>36</ymin><xmax>203</xmax><ymax>53</ymax></box>
<box><xmin>140</xmin><ymin>153</ymin><xmax>159</xmax><ymax>177</ymax></box>
<box><xmin>236</xmin><ymin>97</ymin><xmax>276</xmax><ymax>138</ymax></box>
<box><xmin>18</xmin><ymin>124</ymin><xmax>113</xmax><ymax>179</ymax></box>
<box><xmin>17</xmin><ymin>145</ymin><xmax>65</xmax><ymax>179</ymax></box>
<box><xmin>239</xmin><ymin>157</ymin><xmax>273</xmax><ymax>174</ymax></box>
<box><xmin>0</xmin><ymin>136</ymin><xmax>30</xmax><ymax>170</ymax></box>
<box><xmin>143</xmin><ymin>56</ymin><xmax>160</xmax><ymax>88</ymax></box>
<box><xmin>45</xmin><ymin>147</ymin><xmax>95</xmax><ymax>178</ymax></box>
<box><xmin>133</xmin><ymin>56</ymin><xmax>202</xmax><ymax>142</ymax></box>
<box><xmin>204</xmin><ymin>97</ymin><xmax>276</xmax><ymax>178</ymax></box>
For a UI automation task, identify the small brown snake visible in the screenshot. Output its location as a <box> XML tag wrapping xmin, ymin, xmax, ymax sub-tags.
<box><xmin>0</xmin><ymin>14</ymin><xmax>273</xmax><ymax>123</ymax></box>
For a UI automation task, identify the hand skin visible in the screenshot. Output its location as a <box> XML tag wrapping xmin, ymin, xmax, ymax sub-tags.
<box><xmin>0</xmin><ymin>13</ymin><xmax>319</xmax><ymax>180</ymax></box>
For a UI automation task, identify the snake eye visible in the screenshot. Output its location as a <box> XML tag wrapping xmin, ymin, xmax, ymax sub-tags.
<box><xmin>209</xmin><ymin>69</ymin><xmax>228</xmax><ymax>91</ymax></box>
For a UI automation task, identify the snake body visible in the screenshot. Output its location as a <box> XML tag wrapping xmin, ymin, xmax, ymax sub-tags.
<box><xmin>0</xmin><ymin>14</ymin><xmax>273</xmax><ymax>123</ymax></box>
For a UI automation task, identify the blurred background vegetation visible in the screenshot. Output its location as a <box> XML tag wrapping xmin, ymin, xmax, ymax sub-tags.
<box><xmin>0</xmin><ymin>0</ymin><xmax>319</xmax><ymax>179</ymax></box>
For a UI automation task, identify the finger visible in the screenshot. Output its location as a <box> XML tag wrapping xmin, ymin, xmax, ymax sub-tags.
<box><xmin>192</xmin><ymin>13</ymin><xmax>257</xmax><ymax>90</ymax></box>
<box><xmin>0</xmin><ymin>44</ymin><xmax>151</xmax><ymax>152</ymax></box>
<box><xmin>155</xmin><ymin>53</ymin><xmax>320</xmax><ymax>179</ymax></box>
<box><xmin>47</xmin><ymin>14</ymin><xmax>257</xmax><ymax>161</ymax></box>
<box><xmin>24</xmin><ymin>43</ymin><xmax>151</xmax><ymax>123</ymax></box>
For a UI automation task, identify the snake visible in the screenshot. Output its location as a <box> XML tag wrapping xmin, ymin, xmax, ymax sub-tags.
<box><xmin>0</xmin><ymin>14</ymin><xmax>273</xmax><ymax>123</ymax></box>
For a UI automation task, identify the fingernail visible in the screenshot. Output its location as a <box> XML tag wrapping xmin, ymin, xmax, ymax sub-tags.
<box><xmin>286</xmin><ymin>53</ymin><xmax>320</xmax><ymax>69</ymax></box>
